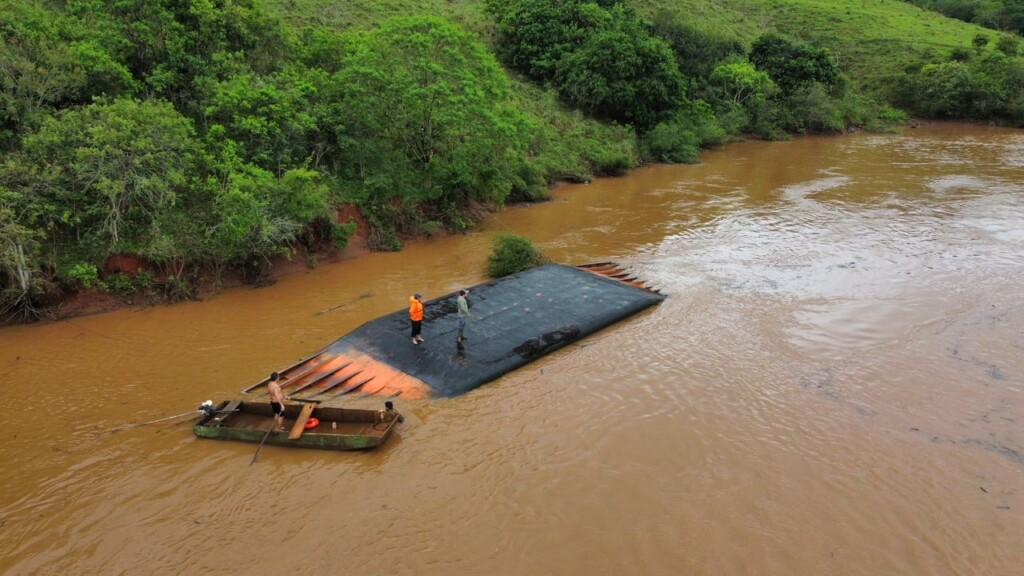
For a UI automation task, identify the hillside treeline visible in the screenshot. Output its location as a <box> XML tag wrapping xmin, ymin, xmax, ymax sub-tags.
<box><xmin>908</xmin><ymin>0</ymin><xmax>1024</xmax><ymax>35</ymax></box>
<box><xmin>0</xmin><ymin>1</ymin><xmax>635</xmax><ymax>320</ymax></box>
<box><xmin>0</xmin><ymin>0</ymin><xmax>1021</xmax><ymax>322</ymax></box>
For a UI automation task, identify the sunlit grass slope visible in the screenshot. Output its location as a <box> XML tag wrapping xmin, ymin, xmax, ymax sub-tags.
<box><xmin>262</xmin><ymin>0</ymin><xmax>1018</xmax><ymax>94</ymax></box>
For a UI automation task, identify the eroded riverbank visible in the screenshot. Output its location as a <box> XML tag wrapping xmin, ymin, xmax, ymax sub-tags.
<box><xmin>2</xmin><ymin>124</ymin><xmax>1022</xmax><ymax>575</ymax></box>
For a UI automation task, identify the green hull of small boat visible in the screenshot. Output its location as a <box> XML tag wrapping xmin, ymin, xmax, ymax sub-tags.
<box><xmin>194</xmin><ymin>400</ymin><xmax>399</xmax><ymax>451</ymax></box>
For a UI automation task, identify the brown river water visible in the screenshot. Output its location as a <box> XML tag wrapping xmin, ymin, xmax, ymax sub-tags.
<box><xmin>2</xmin><ymin>124</ymin><xmax>1023</xmax><ymax>575</ymax></box>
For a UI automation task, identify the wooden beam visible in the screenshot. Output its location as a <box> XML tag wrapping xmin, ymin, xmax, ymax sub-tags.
<box><xmin>288</xmin><ymin>403</ymin><xmax>316</xmax><ymax>440</ymax></box>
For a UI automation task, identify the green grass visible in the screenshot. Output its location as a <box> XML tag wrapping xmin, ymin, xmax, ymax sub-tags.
<box><xmin>627</xmin><ymin>0</ymin><xmax>1022</xmax><ymax>92</ymax></box>
<box><xmin>261</xmin><ymin>0</ymin><xmax>487</xmax><ymax>31</ymax></box>
<box><xmin>708</xmin><ymin>0</ymin><xmax>1020</xmax><ymax>91</ymax></box>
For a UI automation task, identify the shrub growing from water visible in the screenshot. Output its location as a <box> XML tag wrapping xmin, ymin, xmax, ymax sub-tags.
<box><xmin>642</xmin><ymin>100</ymin><xmax>725</xmax><ymax>163</ymax></box>
<box><xmin>486</xmin><ymin>234</ymin><xmax>545</xmax><ymax>278</ymax></box>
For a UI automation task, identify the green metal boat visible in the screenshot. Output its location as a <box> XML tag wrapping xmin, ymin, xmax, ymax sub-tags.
<box><xmin>193</xmin><ymin>400</ymin><xmax>401</xmax><ymax>451</ymax></box>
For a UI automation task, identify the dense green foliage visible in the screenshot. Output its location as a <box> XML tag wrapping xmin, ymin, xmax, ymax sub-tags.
<box><xmin>334</xmin><ymin>18</ymin><xmax>527</xmax><ymax>235</ymax></box>
<box><xmin>486</xmin><ymin>234</ymin><xmax>545</xmax><ymax>278</ymax></box>
<box><xmin>749</xmin><ymin>34</ymin><xmax>840</xmax><ymax>92</ymax></box>
<box><xmin>649</xmin><ymin>9</ymin><xmax>745</xmax><ymax>82</ymax></box>
<box><xmin>488</xmin><ymin>0</ymin><xmax>684</xmax><ymax>128</ymax></box>
<box><xmin>3</xmin><ymin>0</ymin><xmax>1022</xmax><ymax>321</ymax></box>
<box><xmin>554</xmin><ymin>8</ymin><xmax>685</xmax><ymax>128</ymax></box>
<box><xmin>0</xmin><ymin>0</ymin><xmax>631</xmax><ymax>319</ymax></box>
<box><xmin>891</xmin><ymin>51</ymin><xmax>1024</xmax><ymax>123</ymax></box>
<box><xmin>18</xmin><ymin>99</ymin><xmax>199</xmax><ymax>264</ymax></box>
<box><xmin>907</xmin><ymin>0</ymin><xmax>1024</xmax><ymax>35</ymax></box>
<box><xmin>489</xmin><ymin>0</ymin><xmax>899</xmax><ymax>154</ymax></box>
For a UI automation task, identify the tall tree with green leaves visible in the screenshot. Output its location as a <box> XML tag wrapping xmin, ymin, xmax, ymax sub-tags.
<box><xmin>332</xmin><ymin>16</ymin><xmax>529</xmax><ymax>218</ymax></box>
<box><xmin>15</xmin><ymin>98</ymin><xmax>200</xmax><ymax>264</ymax></box>
<box><xmin>749</xmin><ymin>34</ymin><xmax>841</xmax><ymax>93</ymax></box>
<box><xmin>554</xmin><ymin>5</ymin><xmax>685</xmax><ymax>129</ymax></box>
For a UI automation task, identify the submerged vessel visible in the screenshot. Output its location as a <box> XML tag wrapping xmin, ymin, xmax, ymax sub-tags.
<box><xmin>242</xmin><ymin>263</ymin><xmax>665</xmax><ymax>400</ymax></box>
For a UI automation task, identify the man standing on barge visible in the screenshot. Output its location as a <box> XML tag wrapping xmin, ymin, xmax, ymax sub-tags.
<box><xmin>456</xmin><ymin>289</ymin><xmax>470</xmax><ymax>346</ymax></box>
<box><xmin>410</xmin><ymin>293</ymin><xmax>425</xmax><ymax>345</ymax></box>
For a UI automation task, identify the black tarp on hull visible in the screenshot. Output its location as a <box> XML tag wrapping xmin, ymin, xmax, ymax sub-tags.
<box><xmin>245</xmin><ymin>264</ymin><xmax>665</xmax><ymax>398</ymax></box>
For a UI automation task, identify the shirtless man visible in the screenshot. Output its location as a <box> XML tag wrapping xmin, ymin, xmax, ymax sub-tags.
<box><xmin>267</xmin><ymin>372</ymin><xmax>288</xmax><ymax>431</ymax></box>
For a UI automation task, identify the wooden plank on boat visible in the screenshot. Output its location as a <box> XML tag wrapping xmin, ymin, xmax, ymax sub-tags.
<box><xmin>289</xmin><ymin>403</ymin><xmax>316</xmax><ymax>440</ymax></box>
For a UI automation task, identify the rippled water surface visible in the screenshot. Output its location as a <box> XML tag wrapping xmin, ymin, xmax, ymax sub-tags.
<box><xmin>2</xmin><ymin>124</ymin><xmax>1023</xmax><ymax>575</ymax></box>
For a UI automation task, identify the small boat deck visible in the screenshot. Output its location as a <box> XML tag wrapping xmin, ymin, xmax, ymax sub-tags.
<box><xmin>219</xmin><ymin>411</ymin><xmax>376</xmax><ymax>437</ymax></box>
<box><xmin>194</xmin><ymin>401</ymin><xmax>400</xmax><ymax>451</ymax></box>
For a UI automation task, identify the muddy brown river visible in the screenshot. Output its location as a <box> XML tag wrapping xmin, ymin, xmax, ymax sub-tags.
<box><xmin>2</xmin><ymin>124</ymin><xmax>1023</xmax><ymax>575</ymax></box>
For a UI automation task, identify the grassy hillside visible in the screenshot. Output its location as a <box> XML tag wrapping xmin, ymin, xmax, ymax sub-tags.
<box><xmin>261</xmin><ymin>0</ymin><xmax>486</xmax><ymax>30</ymax></box>
<box><xmin>262</xmin><ymin>0</ymin><xmax>1018</xmax><ymax>93</ymax></box>
<box><xmin>706</xmin><ymin>0</ymin><xmax>1018</xmax><ymax>91</ymax></box>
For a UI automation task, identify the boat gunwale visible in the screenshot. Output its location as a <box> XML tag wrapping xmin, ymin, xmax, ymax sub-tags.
<box><xmin>193</xmin><ymin>400</ymin><xmax>400</xmax><ymax>450</ymax></box>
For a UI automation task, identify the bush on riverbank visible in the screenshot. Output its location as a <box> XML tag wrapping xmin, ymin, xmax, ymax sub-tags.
<box><xmin>889</xmin><ymin>50</ymin><xmax>1024</xmax><ymax>124</ymax></box>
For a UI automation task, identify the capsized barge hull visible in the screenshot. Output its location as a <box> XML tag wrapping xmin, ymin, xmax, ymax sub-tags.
<box><xmin>244</xmin><ymin>264</ymin><xmax>664</xmax><ymax>399</ymax></box>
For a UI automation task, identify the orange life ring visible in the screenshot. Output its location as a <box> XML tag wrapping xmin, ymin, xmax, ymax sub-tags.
<box><xmin>304</xmin><ymin>417</ymin><xmax>320</xmax><ymax>430</ymax></box>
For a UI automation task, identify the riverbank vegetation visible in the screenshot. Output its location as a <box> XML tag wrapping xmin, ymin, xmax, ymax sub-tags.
<box><xmin>907</xmin><ymin>0</ymin><xmax>1024</xmax><ymax>36</ymax></box>
<box><xmin>1</xmin><ymin>0</ymin><xmax>1022</xmax><ymax>322</ymax></box>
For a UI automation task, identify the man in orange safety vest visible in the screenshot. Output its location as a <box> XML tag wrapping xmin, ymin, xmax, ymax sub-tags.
<box><xmin>409</xmin><ymin>293</ymin><xmax>425</xmax><ymax>345</ymax></box>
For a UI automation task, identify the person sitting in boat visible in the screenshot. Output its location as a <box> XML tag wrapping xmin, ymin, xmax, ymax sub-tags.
<box><xmin>379</xmin><ymin>400</ymin><xmax>405</xmax><ymax>424</ymax></box>
<box><xmin>267</xmin><ymin>372</ymin><xmax>289</xmax><ymax>431</ymax></box>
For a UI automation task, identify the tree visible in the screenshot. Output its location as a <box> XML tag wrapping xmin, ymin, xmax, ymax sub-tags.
<box><xmin>996</xmin><ymin>35</ymin><xmax>1020</xmax><ymax>56</ymax></box>
<box><xmin>973</xmin><ymin>33</ymin><xmax>991</xmax><ymax>51</ymax></box>
<box><xmin>554</xmin><ymin>6</ymin><xmax>684</xmax><ymax>129</ymax></box>
<box><xmin>709</xmin><ymin>61</ymin><xmax>778</xmax><ymax>107</ymax></box>
<box><xmin>1007</xmin><ymin>0</ymin><xmax>1024</xmax><ymax>33</ymax></box>
<box><xmin>332</xmin><ymin>17</ymin><xmax>528</xmax><ymax>214</ymax></box>
<box><xmin>87</xmin><ymin>0</ymin><xmax>290</xmax><ymax>110</ymax></box>
<box><xmin>486</xmin><ymin>234</ymin><xmax>544</xmax><ymax>278</ymax></box>
<box><xmin>916</xmin><ymin>62</ymin><xmax>975</xmax><ymax>117</ymax></box>
<box><xmin>206</xmin><ymin>164</ymin><xmax>302</xmax><ymax>278</ymax></box>
<box><xmin>202</xmin><ymin>66</ymin><xmax>326</xmax><ymax>173</ymax></box>
<box><xmin>0</xmin><ymin>188</ymin><xmax>44</xmax><ymax>321</ymax></box>
<box><xmin>649</xmin><ymin>9</ymin><xmax>745</xmax><ymax>82</ymax></box>
<box><xmin>488</xmin><ymin>1</ymin><xmax>685</xmax><ymax>129</ymax></box>
<box><xmin>485</xmin><ymin>0</ymin><xmax>610</xmax><ymax>80</ymax></box>
<box><xmin>749</xmin><ymin>33</ymin><xmax>840</xmax><ymax>93</ymax></box>
<box><xmin>17</xmin><ymin>98</ymin><xmax>199</xmax><ymax>261</ymax></box>
<box><xmin>0</xmin><ymin>3</ymin><xmax>133</xmax><ymax>146</ymax></box>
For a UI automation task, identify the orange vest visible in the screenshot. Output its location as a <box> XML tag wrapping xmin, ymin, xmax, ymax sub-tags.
<box><xmin>409</xmin><ymin>297</ymin><xmax>423</xmax><ymax>321</ymax></box>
